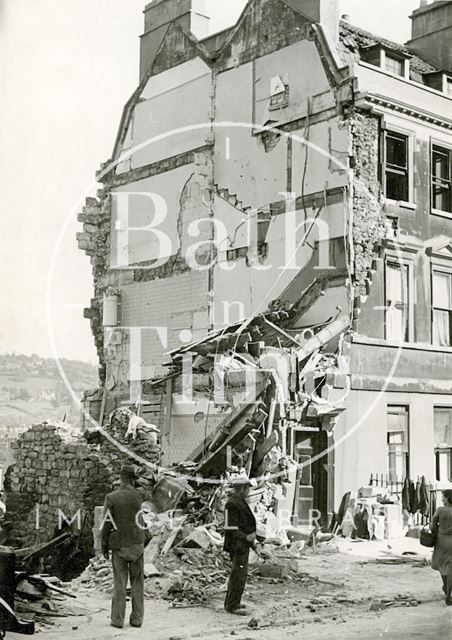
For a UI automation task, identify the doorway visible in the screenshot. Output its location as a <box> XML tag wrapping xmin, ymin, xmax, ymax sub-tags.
<box><xmin>293</xmin><ymin>428</ymin><xmax>328</xmax><ymax>527</ymax></box>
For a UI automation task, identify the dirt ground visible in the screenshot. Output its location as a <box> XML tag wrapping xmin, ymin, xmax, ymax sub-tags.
<box><xmin>7</xmin><ymin>539</ymin><xmax>452</xmax><ymax>640</ymax></box>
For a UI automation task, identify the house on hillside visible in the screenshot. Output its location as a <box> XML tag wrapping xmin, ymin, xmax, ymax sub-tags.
<box><xmin>78</xmin><ymin>0</ymin><xmax>452</xmax><ymax>525</ymax></box>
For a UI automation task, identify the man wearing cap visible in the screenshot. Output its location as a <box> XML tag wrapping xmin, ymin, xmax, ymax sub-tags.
<box><xmin>223</xmin><ymin>477</ymin><xmax>257</xmax><ymax>615</ymax></box>
<box><xmin>101</xmin><ymin>464</ymin><xmax>150</xmax><ymax>629</ymax></box>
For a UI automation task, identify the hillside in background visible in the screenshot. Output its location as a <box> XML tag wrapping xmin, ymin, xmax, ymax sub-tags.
<box><xmin>0</xmin><ymin>353</ymin><xmax>99</xmax><ymax>442</ymax></box>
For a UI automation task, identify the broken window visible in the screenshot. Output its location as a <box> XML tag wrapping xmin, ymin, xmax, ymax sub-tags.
<box><xmin>383</xmin><ymin>131</ymin><xmax>409</xmax><ymax>201</ymax></box>
<box><xmin>432</xmin><ymin>145</ymin><xmax>452</xmax><ymax>213</ymax></box>
<box><xmin>385</xmin><ymin>262</ymin><xmax>409</xmax><ymax>342</ymax></box>
<box><xmin>432</xmin><ymin>270</ymin><xmax>452</xmax><ymax>346</ymax></box>
<box><xmin>384</xmin><ymin>54</ymin><xmax>404</xmax><ymax>77</ymax></box>
<box><xmin>387</xmin><ymin>405</ymin><xmax>409</xmax><ymax>480</ymax></box>
<box><xmin>434</xmin><ymin>407</ymin><xmax>452</xmax><ymax>482</ymax></box>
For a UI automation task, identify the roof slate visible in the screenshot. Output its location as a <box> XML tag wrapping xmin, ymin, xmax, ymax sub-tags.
<box><xmin>338</xmin><ymin>20</ymin><xmax>437</xmax><ymax>82</ymax></box>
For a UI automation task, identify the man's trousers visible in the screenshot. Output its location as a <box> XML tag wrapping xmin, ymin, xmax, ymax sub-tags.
<box><xmin>111</xmin><ymin>550</ymin><xmax>144</xmax><ymax>627</ymax></box>
<box><xmin>224</xmin><ymin>549</ymin><xmax>249</xmax><ymax>611</ymax></box>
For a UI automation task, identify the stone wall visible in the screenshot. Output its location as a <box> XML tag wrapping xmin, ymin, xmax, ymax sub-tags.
<box><xmin>350</xmin><ymin>111</ymin><xmax>386</xmax><ymax>297</ymax></box>
<box><xmin>3</xmin><ymin>413</ymin><xmax>161</xmax><ymax>580</ymax></box>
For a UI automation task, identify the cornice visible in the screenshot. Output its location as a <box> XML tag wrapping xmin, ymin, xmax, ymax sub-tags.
<box><xmin>362</xmin><ymin>93</ymin><xmax>452</xmax><ymax>131</ymax></box>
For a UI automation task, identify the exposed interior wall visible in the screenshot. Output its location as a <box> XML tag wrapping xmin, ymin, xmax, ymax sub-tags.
<box><xmin>118</xmin><ymin>58</ymin><xmax>213</xmax><ymax>171</ymax></box>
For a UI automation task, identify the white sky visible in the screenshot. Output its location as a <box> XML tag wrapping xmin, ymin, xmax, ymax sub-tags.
<box><xmin>0</xmin><ymin>0</ymin><xmax>421</xmax><ymax>364</ymax></box>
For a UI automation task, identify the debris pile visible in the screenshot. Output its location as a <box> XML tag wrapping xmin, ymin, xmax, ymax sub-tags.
<box><xmin>13</xmin><ymin>573</ymin><xmax>84</xmax><ymax>632</ymax></box>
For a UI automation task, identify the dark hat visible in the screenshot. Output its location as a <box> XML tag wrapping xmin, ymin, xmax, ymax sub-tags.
<box><xmin>120</xmin><ymin>464</ymin><xmax>138</xmax><ymax>479</ymax></box>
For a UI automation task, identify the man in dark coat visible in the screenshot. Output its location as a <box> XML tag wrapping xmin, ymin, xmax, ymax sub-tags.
<box><xmin>101</xmin><ymin>465</ymin><xmax>150</xmax><ymax>629</ymax></box>
<box><xmin>223</xmin><ymin>477</ymin><xmax>256</xmax><ymax>615</ymax></box>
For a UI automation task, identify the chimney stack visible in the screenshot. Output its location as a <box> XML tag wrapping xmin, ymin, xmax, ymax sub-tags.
<box><xmin>288</xmin><ymin>0</ymin><xmax>340</xmax><ymax>44</ymax></box>
<box><xmin>407</xmin><ymin>1</ymin><xmax>452</xmax><ymax>72</ymax></box>
<box><xmin>140</xmin><ymin>0</ymin><xmax>210</xmax><ymax>80</ymax></box>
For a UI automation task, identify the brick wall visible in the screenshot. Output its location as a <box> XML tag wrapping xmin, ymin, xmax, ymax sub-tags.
<box><xmin>120</xmin><ymin>269</ymin><xmax>210</xmax><ymax>376</ymax></box>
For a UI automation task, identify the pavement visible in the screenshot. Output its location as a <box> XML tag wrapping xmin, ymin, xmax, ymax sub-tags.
<box><xmin>6</xmin><ymin>540</ymin><xmax>452</xmax><ymax>640</ymax></box>
<box><xmin>7</xmin><ymin>592</ymin><xmax>452</xmax><ymax>640</ymax></box>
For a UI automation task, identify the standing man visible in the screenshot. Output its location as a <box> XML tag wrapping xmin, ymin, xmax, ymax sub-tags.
<box><xmin>101</xmin><ymin>465</ymin><xmax>149</xmax><ymax>629</ymax></box>
<box><xmin>223</xmin><ymin>477</ymin><xmax>256</xmax><ymax>616</ymax></box>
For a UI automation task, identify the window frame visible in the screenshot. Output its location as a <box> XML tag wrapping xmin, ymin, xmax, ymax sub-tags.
<box><xmin>384</xmin><ymin>54</ymin><xmax>404</xmax><ymax>77</ymax></box>
<box><xmin>431</xmin><ymin>142</ymin><xmax>452</xmax><ymax>216</ymax></box>
<box><xmin>384</xmin><ymin>260</ymin><xmax>411</xmax><ymax>343</ymax></box>
<box><xmin>433</xmin><ymin>406</ymin><xmax>452</xmax><ymax>483</ymax></box>
<box><xmin>383</xmin><ymin>251</ymin><xmax>415</xmax><ymax>343</ymax></box>
<box><xmin>382</xmin><ymin>127</ymin><xmax>414</xmax><ymax>205</ymax></box>
<box><xmin>432</xmin><ymin>268</ymin><xmax>452</xmax><ymax>347</ymax></box>
<box><xmin>444</xmin><ymin>76</ymin><xmax>452</xmax><ymax>97</ymax></box>
<box><xmin>387</xmin><ymin>405</ymin><xmax>410</xmax><ymax>481</ymax></box>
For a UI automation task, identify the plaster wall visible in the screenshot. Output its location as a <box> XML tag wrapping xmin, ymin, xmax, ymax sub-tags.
<box><xmin>212</xmin><ymin>196</ymin><xmax>347</xmax><ymax>325</ymax></box>
<box><xmin>214</xmin><ymin>42</ymin><xmax>349</xmax><ymax>211</ymax></box>
<box><xmin>110</xmin><ymin>164</ymin><xmax>207</xmax><ymax>266</ymax></box>
<box><xmin>118</xmin><ymin>58</ymin><xmax>212</xmax><ymax>171</ymax></box>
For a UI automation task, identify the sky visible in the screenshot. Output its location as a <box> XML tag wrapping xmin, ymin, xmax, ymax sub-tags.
<box><xmin>0</xmin><ymin>0</ymin><xmax>421</xmax><ymax>364</ymax></box>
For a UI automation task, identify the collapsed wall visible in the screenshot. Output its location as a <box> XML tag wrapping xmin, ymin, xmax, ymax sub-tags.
<box><xmin>350</xmin><ymin>111</ymin><xmax>386</xmax><ymax>298</ymax></box>
<box><xmin>3</xmin><ymin>413</ymin><xmax>161</xmax><ymax>580</ymax></box>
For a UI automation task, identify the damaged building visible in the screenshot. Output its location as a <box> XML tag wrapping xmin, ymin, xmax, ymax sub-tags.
<box><xmin>76</xmin><ymin>0</ymin><xmax>452</xmax><ymax>527</ymax></box>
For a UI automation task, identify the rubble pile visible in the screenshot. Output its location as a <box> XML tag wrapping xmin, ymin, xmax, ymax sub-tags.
<box><xmin>104</xmin><ymin>407</ymin><xmax>161</xmax><ymax>469</ymax></box>
<box><xmin>14</xmin><ymin>573</ymin><xmax>84</xmax><ymax>632</ymax></box>
<box><xmin>74</xmin><ymin>515</ymin><xmax>229</xmax><ymax>605</ymax></box>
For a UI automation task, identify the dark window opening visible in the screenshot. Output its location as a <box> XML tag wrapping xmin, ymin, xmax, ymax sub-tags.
<box><xmin>432</xmin><ymin>145</ymin><xmax>452</xmax><ymax>213</ymax></box>
<box><xmin>384</xmin><ymin>132</ymin><xmax>409</xmax><ymax>201</ymax></box>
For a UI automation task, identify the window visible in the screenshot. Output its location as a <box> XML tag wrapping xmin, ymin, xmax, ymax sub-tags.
<box><xmin>383</xmin><ymin>131</ymin><xmax>409</xmax><ymax>201</ymax></box>
<box><xmin>385</xmin><ymin>54</ymin><xmax>404</xmax><ymax>77</ymax></box>
<box><xmin>385</xmin><ymin>262</ymin><xmax>409</xmax><ymax>341</ymax></box>
<box><xmin>387</xmin><ymin>406</ymin><xmax>409</xmax><ymax>480</ymax></box>
<box><xmin>432</xmin><ymin>145</ymin><xmax>452</xmax><ymax>213</ymax></box>
<box><xmin>446</xmin><ymin>79</ymin><xmax>452</xmax><ymax>98</ymax></box>
<box><xmin>432</xmin><ymin>271</ymin><xmax>452</xmax><ymax>346</ymax></box>
<box><xmin>434</xmin><ymin>407</ymin><xmax>452</xmax><ymax>482</ymax></box>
